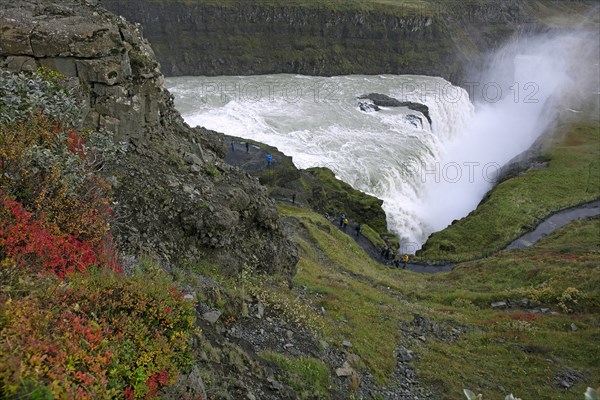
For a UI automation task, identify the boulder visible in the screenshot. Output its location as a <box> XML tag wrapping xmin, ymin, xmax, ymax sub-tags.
<box><xmin>202</xmin><ymin>310</ymin><xmax>222</xmax><ymax>324</ymax></box>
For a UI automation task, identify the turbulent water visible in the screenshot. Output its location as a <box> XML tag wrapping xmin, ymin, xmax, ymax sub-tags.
<box><xmin>166</xmin><ymin>32</ymin><xmax>597</xmax><ymax>251</ymax></box>
<box><xmin>166</xmin><ymin>74</ymin><xmax>474</xmax><ymax>247</ymax></box>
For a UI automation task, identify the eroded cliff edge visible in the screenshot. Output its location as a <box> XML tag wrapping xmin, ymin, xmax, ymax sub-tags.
<box><xmin>0</xmin><ymin>0</ymin><xmax>298</xmax><ymax>279</ymax></box>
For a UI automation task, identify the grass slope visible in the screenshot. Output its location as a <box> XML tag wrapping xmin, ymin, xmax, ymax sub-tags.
<box><xmin>279</xmin><ymin>204</ymin><xmax>599</xmax><ymax>399</ymax></box>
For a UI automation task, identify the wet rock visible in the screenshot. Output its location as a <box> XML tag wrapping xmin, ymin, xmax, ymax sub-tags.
<box><xmin>405</xmin><ymin>114</ymin><xmax>423</xmax><ymax>129</ymax></box>
<box><xmin>358</xmin><ymin>101</ymin><xmax>380</xmax><ymax>112</ymax></box>
<box><xmin>358</xmin><ymin>93</ymin><xmax>402</xmax><ymax>107</ymax></box>
<box><xmin>358</xmin><ymin>94</ymin><xmax>432</xmax><ymax>125</ymax></box>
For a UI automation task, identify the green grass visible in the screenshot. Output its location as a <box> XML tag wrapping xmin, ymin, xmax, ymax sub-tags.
<box><xmin>279</xmin><ymin>205</ymin><xmax>428</xmax><ymax>382</ymax></box>
<box><xmin>413</xmin><ymin>218</ymin><xmax>600</xmax><ymax>399</ymax></box>
<box><xmin>278</xmin><ymin>203</ymin><xmax>599</xmax><ymax>399</ymax></box>
<box><xmin>261</xmin><ymin>351</ymin><xmax>333</xmax><ymax>399</ymax></box>
<box><xmin>178</xmin><ymin>204</ymin><xmax>598</xmax><ymax>398</ymax></box>
<box><xmin>305</xmin><ymin>167</ymin><xmax>388</xmax><ymax>234</ymax></box>
<box><xmin>417</xmin><ymin>218</ymin><xmax>600</xmax><ymax>312</ymax></box>
<box><xmin>361</xmin><ymin>223</ymin><xmax>387</xmax><ymax>249</ymax></box>
<box><xmin>418</xmin><ymin>121</ymin><xmax>600</xmax><ymax>262</ymax></box>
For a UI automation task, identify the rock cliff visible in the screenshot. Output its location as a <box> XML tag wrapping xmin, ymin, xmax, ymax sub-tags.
<box><xmin>0</xmin><ymin>0</ymin><xmax>298</xmax><ymax>278</ymax></box>
<box><xmin>99</xmin><ymin>0</ymin><xmax>462</xmax><ymax>80</ymax></box>
<box><xmin>98</xmin><ymin>0</ymin><xmax>539</xmax><ymax>83</ymax></box>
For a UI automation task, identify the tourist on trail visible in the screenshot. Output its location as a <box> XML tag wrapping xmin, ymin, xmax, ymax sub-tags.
<box><xmin>292</xmin><ymin>193</ymin><xmax>296</xmax><ymax>204</ymax></box>
<box><xmin>231</xmin><ymin>140</ymin><xmax>235</xmax><ymax>152</ymax></box>
<box><xmin>267</xmin><ymin>153</ymin><xmax>272</xmax><ymax>167</ymax></box>
<box><xmin>403</xmin><ymin>254</ymin><xmax>409</xmax><ymax>269</ymax></box>
<box><xmin>340</xmin><ymin>214</ymin><xmax>346</xmax><ymax>228</ymax></box>
<box><xmin>246</xmin><ymin>142</ymin><xmax>249</xmax><ymax>153</ymax></box>
<box><xmin>393</xmin><ymin>258</ymin><xmax>400</xmax><ymax>268</ymax></box>
<box><xmin>380</xmin><ymin>246</ymin><xmax>387</xmax><ymax>256</ymax></box>
<box><xmin>384</xmin><ymin>247</ymin><xmax>391</xmax><ymax>260</ymax></box>
<box><xmin>355</xmin><ymin>223</ymin><xmax>361</xmax><ymax>237</ymax></box>
<box><xmin>342</xmin><ymin>217</ymin><xmax>349</xmax><ymax>231</ymax></box>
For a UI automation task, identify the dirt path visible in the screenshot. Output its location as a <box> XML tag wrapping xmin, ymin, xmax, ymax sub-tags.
<box><xmin>505</xmin><ymin>200</ymin><xmax>600</xmax><ymax>250</ymax></box>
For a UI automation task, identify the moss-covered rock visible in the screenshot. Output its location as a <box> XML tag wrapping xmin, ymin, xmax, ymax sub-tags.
<box><xmin>225</xmin><ymin>136</ymin><xmax>389</xmax><ymax>236</ymax></box>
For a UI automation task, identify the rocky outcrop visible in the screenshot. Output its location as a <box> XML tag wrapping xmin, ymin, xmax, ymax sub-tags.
<box><xmin>358</xmin><ymin>93</ymin><xmax>432</xmax><ymax>125</ymax></box>
<box><xmin>0</xmin><ymin>0</ymin><xmax>298</xmax><ymax>279</ymax></box>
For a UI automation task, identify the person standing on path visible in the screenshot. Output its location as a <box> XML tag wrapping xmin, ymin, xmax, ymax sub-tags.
<box><xmin>267</xmin><ymin>153</ymin><xmax>272</xmax><ymax>168</ymax></box>
<box><xmin>340</xmin><ymin>214</ymin><xmax>346</xmax><ymax>228</ymax></box>
<box><xmin>355</xmin><ymin>223</ymin><xmax>361</xmax><ymax>237</ymax></box>
<box><xmin>342</xmin><ymin>217</ymin><xmax>349</xmax><ymax>231</ymax></box>
<box><xmin>292</xmin><ymin>193</ymin><xmax>296</xmax><ymax>204</ymax></box>
<box><xmin>246</xmin><ymin>142</ymin><xmax>249</xmax><ymax>153</ymax></box>
<box><xmin>231</xmin><ymin>140</ymin><xmax>235</xmax><ymax>152</ymax></box>
<box><xmin>403</xmin><ymin>254</ymin><xmax>409</xmax><ymax>269</ymax></box>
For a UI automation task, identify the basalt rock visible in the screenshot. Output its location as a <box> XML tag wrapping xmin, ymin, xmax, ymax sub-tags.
<box><xmin>358</xmin><ymin>93</ymin><xmax>432</xmax><ymax>125</ymax></box>
<box><xmin>0</xmin><ymin>0</ymin><xmax>298</xmax><ymax>279</ymax></box>
<box><xmin>100</xmin><ymin>0</ymin><xmax>463</xmax><ymax>81</ymax></box>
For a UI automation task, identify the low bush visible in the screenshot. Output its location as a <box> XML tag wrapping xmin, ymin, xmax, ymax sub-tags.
<box><xmin>0</xmin><ymin>266</ymin><xmax>196</xmax><ymax>399</ymax></box>
<box><xmin>0</xmin><ymin>68</ymin><xmax>196</xmax><ymax>399</ymax></box>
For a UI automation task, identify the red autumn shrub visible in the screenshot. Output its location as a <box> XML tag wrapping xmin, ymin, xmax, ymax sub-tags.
<box><xmin>0</xmin><ymin>193</ymin><xmax>108</xmax><ymax>277</ymax></box>
<box><xmin>0</xmin><ymin>114</ymin><xmax>113</xmax><ymax>250</ymax></box>
<box><xmin>0</xmin><ymin>267</ymin><xmax>195</xmax><ymax>399</ymax></box>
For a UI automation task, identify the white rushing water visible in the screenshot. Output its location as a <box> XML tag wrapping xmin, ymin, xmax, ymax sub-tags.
<box><xmin>166</xmin><ymin>74</ymin><xmax>474</xmax><ymax>248</ymax></box>
<box><xmin>165</xmin><ymin>32</ymin><xmax>598</xmax><ymax>252</ymax></box>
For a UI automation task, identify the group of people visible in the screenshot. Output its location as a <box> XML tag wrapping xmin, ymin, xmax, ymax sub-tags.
<box><xmin>381</xmin><ymin>245</ymin><xmax>409</xmax><ymax>269</ymax></box>
<box><xmin>230</xmin><ymin>139</ymin><xmax>251</xmax><ymax>153</ymax></box>
<box><xmin>338</xmin><ymin>213</ymin><xmax>409</xmax><ymax>268</ymax></box>
<box><xmin>338</xmin><ymin>214</ymin><xmax>361</xmax><ymax>236</ymax></box>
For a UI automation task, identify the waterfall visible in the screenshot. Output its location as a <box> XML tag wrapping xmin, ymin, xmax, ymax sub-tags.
<box><xmin>167</xmin><ymin>74</ymin><xmax>475</xmax><ymax>246</ymax></box>
<box><xmin>419</xmin><ymin>32</ymin><xmax>598</xmax><ymax>240</ymax></box>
